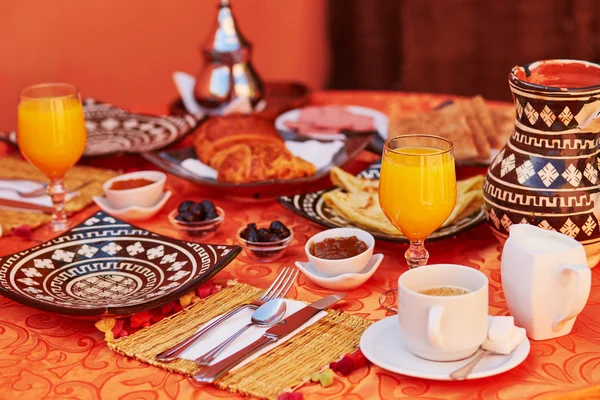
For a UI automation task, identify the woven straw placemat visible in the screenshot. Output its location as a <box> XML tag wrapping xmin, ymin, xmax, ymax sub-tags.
<box><xmin>0</xmin><ymin>157</ymin><xmax>118</xmax><ymax>234</ymax></box>
<box><xmin>109</xmin><ymin>283</ymin><xmax>373</xmax><ymax>399</ymax></box>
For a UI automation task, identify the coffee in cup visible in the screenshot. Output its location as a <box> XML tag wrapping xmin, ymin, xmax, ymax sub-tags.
<box><xmin>398</xmin><ymin>264</ymin><xmax>488</xmax><ymax>361</ymax></box>
<box><xmin>419</xmin><ymin>286</ymin><xmax>470</xmax><ymax>296</ymax></box>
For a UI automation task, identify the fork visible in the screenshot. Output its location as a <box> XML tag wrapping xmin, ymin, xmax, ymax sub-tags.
<box><xmin>155</xmin><ymin>267</ymin><xmax>298</xmax><ymax>362</ymax></box>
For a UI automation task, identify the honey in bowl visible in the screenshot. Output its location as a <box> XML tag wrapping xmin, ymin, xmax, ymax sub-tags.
<box><xmin>309</xmin><ymin>236</ymin><xmax>368</xmax><ymax>260</ymax></box>
<box><xmin>110</xmin><ymin>178</ymin><xmax>155</xmax><ymax>190</ymax></box>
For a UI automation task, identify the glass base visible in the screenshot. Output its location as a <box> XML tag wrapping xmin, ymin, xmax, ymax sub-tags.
<box><xmin>405</xmin><ymin>240</ymin><xmax>429</xmax><ymax>268</ymax></box>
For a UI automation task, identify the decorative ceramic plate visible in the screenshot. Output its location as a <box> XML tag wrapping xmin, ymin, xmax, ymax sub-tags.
<box><xmin>141</xmin><ymin>133</ymin><xmax>373</xmax><ymax>200</ymax></box>
<box><xmin>278</xmin><ymin>161</ymin><xmax>486</xmax><ymax>244</ymax></box>
<box><xmin>0</xmin><ymin>98</ymin><xmax>200</xmax><ymax>157</ymax></box>
<box><xmin>0</xmin><ymin>211</ymin><xmax>240</xmax><ymax>317</ymax></box>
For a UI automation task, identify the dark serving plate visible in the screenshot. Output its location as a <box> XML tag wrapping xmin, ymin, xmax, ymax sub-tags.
<box><xmin>0</xmin><ymin>98</ymin><xmax>200</xmax><ymax>157</ymax></box>
<box><xmin>141</xmin><ymin>132</ymin><xmax>373</xmax><ymax>200</ymax></box>
<box><xmin>0</xmin><ymin>211</ymin><xmax>240</xmax><ymax>317</ymax></box>
<box><xmin>278</xmin><ymin>161</ymin><xmax>486</xmax><ymax>244</ymax></box>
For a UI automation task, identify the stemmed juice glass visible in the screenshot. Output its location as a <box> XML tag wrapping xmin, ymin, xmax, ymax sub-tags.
<box><xmin>18</xmin><ymin>83</ymin><xmax>87</xmax><ymax>232</ymax></box>
<box><xmin>379</xmin><ymin>135</ymin><xmax>456</xmax><ymax>268</ymax></box>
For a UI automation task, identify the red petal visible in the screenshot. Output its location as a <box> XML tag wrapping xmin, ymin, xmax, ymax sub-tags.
<box><xmin>161</xmin><ymin>302</ymin><xmax>175</xmax><ymax>315</ymax></box>
<box><xmin>196</xmin><ymin>283</ymin><xmax>212</xmax><ymax>299</ymax></box>
<box><xmin>330</xmin><ymin>356</ymin><xmax>354</xmax><ymax>376</ymax></box>
<box><xmin>12</xmin><ymin>224</ymin><xmax>33</xmax><ymax>240</ymax></box>
<box><xmin>277</xmin><ymin>392</ymin><xmax>303</xmax><ymax>400</ymax></box>
<box><xmin>130</xmin><ymin>311</ymin><xmax>152</xmax><ymax>328</ymax></box>
<box><xmin>349</xmin><ymin>351</ymin><xmax>368</xmax><ymax>369</ymax></box>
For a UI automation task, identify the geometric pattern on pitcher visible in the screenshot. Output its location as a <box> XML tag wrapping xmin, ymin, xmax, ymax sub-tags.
<box><xmin>511</xmin><ymin>130</ymin><xmax>600</xmax><ymax>151</ymax></box>
<box><xmin>492</xmin><ymin>152</ymin><xmax>600</xmax><ymax>190</ymax></box>
<box><xmin>540</xmin><ymin>105</ymin><xmax>556</xmax><ymax>127</ymax></box>
<box><xmin>483</xmin><ymin>180</ymin><xmax>594</xmax><ymax>209</ymax></box>
<box><xmin>524</xmin><ymin>102</ymin><xmax>539</xmax><ymax>125</ymax></box>
<box><xmin>558</xmin><ymin>106</ymin><xmax>574</xmax><ymax>126</ymax></box>
<box><xmin>484</xmin><ymin>205</ymin><xmax>599</xmax><ymax>240</ymax></box>
<box><xmin>538</xmin><ymin>163</ymin><xmax>560</xmax><ymax>187</ymax></box>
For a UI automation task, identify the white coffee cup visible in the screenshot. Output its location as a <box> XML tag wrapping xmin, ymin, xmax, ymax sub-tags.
<box><xmin>397</xmin><ymin>264</ymin><xmax>489</xmax><ymax>361</ymax></box>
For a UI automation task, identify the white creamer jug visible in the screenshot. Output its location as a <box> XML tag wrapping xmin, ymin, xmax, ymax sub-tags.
<box><xmin>501</xmin><ymin>224</ymin><xmax>591</xmax><ymax>340</ymax></box>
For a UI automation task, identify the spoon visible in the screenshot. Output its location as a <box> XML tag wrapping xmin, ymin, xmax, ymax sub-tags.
<box><xmin>194</xmin><ymin>298</ymin><xmax>287</xmax><ymax>366</ymax></box>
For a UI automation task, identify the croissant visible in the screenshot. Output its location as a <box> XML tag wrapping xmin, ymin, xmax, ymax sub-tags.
<box><xmin>193</xmin><ymin>115</ymin><xmax>282</xmax><ymax>165</ymax></box>
<box><xmin>192</xmin><ymin>115</ymin><xmax>317</xmax><ymax>183</ymax></box>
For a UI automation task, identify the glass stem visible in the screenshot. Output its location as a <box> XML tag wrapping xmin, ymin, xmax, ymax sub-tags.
<box><xmin>47</xmin><ymin>178</ymin><xmax>68</xmax><ymax>231</ymax></box>
<box><xmin>405</xmin><ymin>240</ymin><xmax>429</xmax><ymax>269</ymax></box>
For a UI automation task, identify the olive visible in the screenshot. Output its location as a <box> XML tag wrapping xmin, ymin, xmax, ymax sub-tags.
<box><xmin>178</xmin><ymin>200</ymin><xmax>194</xmax><ymax>213</ymax></box>
<box><xmin>240</xmin><ymin>223</ymin><xmax>257</xmax><ymax>240</ymax></box>
<box><xmin>190</xmin><ymin>203</ymin><xmax>206</xmax><ymax>221</ymax></box>
<box><xmin>267</xmin><ymin>233</ymin><xmax>281</xmax><ymax>242</ymax></box>
<box><xmin>247</xmin><ymin>229</ymin><xmax>260</xmax><ymax>242</ymax></box>
<box><xmin>201</xmin><ymin>200</ymin><xmax>216</xmax><ymax>214</ymax></box>
<box><xmin>257</xmin><ymin>228</ymin><xmax>270</xmax><ymax>242</ymax></box>
<box><xmin>181</xmin><ymin>211</ymin><xmax>196</xmax><ymax>223</ymax></box>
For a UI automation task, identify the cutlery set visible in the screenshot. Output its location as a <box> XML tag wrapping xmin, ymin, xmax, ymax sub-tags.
<box><xmin>154</xmin><ymin>266</ymin><xmax>346</xmax><ymax>383</ymax></box>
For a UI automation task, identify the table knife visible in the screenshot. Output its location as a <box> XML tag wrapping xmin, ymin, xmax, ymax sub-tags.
<box><xmin>192</xmin><ymin>292</ymin><xmax>347</xmax><ymax>383</ymax></box>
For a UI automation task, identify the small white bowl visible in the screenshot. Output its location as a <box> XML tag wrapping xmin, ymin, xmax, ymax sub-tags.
<box><xmin>305</xmin><ymin>228</ymin><xmax>375</xmax><ymax>277</ymax></box>
<box><xmin>103</xmin><ymin>171</ymin><xmax>166</xmax><ymax>209</ymax></box>
<box><xmin>295</xmin><ymin>253</ymin><xmax>384</xmax><ymax>291</ymax></box>
<box><xmin>93</xmin><ymin>191</ymin><xmax>171</xmax><ymax>222</ymax></box>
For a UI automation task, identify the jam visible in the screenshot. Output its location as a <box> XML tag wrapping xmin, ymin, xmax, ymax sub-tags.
<box><xmin>309</xmin><ymin>236</ymin><xmax>368</xmax><ymax>260</ymax></box>
<box><xmin>110</xmin><ymin>178</ymin><xmax>155</xmax><ymax>190</ymax></box>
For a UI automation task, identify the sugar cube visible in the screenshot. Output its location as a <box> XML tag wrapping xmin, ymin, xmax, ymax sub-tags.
<box><xmin>488</xmin><ymin>316</ymin><xmax>514</xmax><ymax>341</ymax></box>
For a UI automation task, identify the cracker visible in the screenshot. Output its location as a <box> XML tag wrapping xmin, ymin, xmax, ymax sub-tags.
<box><xmin>438</xmin><ymin>100</ymin><xmax>492</xmax><ymax>161</ymax></box>
<box><xmin>389</xmin><ymin>113</ymin><xmax>479</xmax><ymax>161</ymax></box>
<box><xmin>490</xmin><ymin>106</ymin><xmax>515</xmax><ymax>148</ymax></box>
<box><xmin>471</xmin><ymin>95</ymin><xmax>500</xmax><ymax>148</ymax></box>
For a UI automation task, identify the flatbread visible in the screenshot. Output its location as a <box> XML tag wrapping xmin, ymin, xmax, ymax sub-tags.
<box><xmin>322</xmin><ymin>189</ymin><xmax>401</xmax><ymax>235</ymax></box>
<box><xmin>438</xmin><ymin>99</ymin><xmax>492</xmax><ymax>161</ymax></box>
<box><xmin>471</xmin><ymin>95</ymin><xmax>500</xmax><ymax>148</ymax></box>
<box><xmin>323</xmin><ymin>169</ymin><xmax>484</xmax><ymax>235</ymax></box>
<box><xmin>389</xmin><ymin>112</ymin><xmax>479</xmax><ymax>161</ymax></box>
<box><xmin>491</xmin><ymin>106</ymin><xmax>515</xmax><ymax>149</ymax></box>
<box><xmin>330</xmin><ymin>167</ymin><xmax>378</xmax><ymax>194</ymax></box>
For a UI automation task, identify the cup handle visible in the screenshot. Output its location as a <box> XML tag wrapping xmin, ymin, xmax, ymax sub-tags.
<box><xmin>428</xmin><ymin>305</ymin><xmax>444</xmax><ymax>347</ymax></box>
<box><xmin>553</xmin><ymin>264</ymin><xmax>591</xmax><ymax>332</ymax></box>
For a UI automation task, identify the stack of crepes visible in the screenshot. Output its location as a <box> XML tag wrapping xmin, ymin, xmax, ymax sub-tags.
<box><xmin>192</xmin><ymin>115</ymin><xmax>316</xmax><ymax>183</ymax></box>
<box><xmin>390</xmin><ymin>96</ymin><xmax>514</xmax><ymax>162</ymax></box>
<box><xmin>322</xmin><ymin>167</ymin><xmax>484</xmax><ymax>235</ymax></box>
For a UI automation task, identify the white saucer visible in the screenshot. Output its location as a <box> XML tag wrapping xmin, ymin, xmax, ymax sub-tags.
<box><xmin>295</xmin><ymin>253</ymin><xmax>384</xmax><ymax>290</ymax></box>
<box><xmin>360</xmin><ymin>316</ymin><xmax>530</xmax><ymax>381</ymax></box>
<box><xmin>92</xmin><ymin>191</ymin><xmax>171</xmax><ymax>222</ymax></box>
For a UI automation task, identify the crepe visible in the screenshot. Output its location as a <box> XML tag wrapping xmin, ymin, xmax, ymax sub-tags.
<box><xmin>389</xmin><ymin>96</ymin><xmax>511</xmax><ymax>162</ymax></box>
<box><xmin>389</xmin><ymin>112</ymin><xmax>479</xmax><ymax>161</ymax></box>
<box><xmin>323</xmin><ymin>168</ymin><xmax>484</xmax><ymax>235</ymax></box>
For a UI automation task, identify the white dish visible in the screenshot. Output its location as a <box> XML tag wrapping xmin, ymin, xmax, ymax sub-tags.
<box><xmin>93</xmin><ymin>191</ymin><xmax>171</xmax><ymax>222</ymax></box>
<box><xmin>103</xmin><ymin>170</ymin><xmax>166</xmax><ymax>209</ymax></box>
<box><xmin>305</xmin><ymin>228</ymin><xmax>375</xmax><ymax>277</ymax></box>
<box><xmin>295</xmin><ymin>253</ymin><xmax>383</xmax><ymax>290</ymax></box>
<box><xmin>275</xmin><ymin>105</ymin><xmax>389</xmax><ymax>141</ymax></box>
<box><xmin>360</xmin><ymin>316</ymin><xmax>530</xmax><ymax>381</ymax></box>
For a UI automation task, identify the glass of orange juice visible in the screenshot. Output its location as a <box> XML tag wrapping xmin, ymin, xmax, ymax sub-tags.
<box><xmin>379</xmin><ymin>135</ymin><xmax>456</xmax><ymax>268</ymax></box>
<box><xmin>18</xmin><ymin>83</ymin><xmax>87</xmax><ymax>232</ymax></box>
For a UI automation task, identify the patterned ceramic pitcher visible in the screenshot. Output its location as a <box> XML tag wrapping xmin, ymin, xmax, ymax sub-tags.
<box><xmin>484</xmin><ymin>59</ymin><xmax>600</xmax><ymax>267</ymax></box>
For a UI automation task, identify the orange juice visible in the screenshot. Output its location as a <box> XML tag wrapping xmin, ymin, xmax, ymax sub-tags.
<box><xmin>18</xmin><ymin>97</ymin><xmax>86</xmax><ymax>179</ymax></box>
<box><xmin>379</xmin><ymin>146</ymin><xmax>456</xmax><ymax>240</ymax></box>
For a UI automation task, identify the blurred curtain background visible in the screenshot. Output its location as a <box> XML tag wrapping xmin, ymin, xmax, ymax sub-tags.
<box><xmin>2</xmin><ymin>0</ymin><xmax>600</xmax><ymax>130</ymax></box>
<box><xmin>328</xmin><ymin>0</ymin><xmax>600</xmax><ymax>101</ymax></box>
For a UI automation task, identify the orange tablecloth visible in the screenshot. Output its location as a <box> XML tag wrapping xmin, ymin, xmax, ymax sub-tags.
<box><xmin>1</xmin><ymin>92</ymin><xmax>599</xmax><ymax>400</ymax></box>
